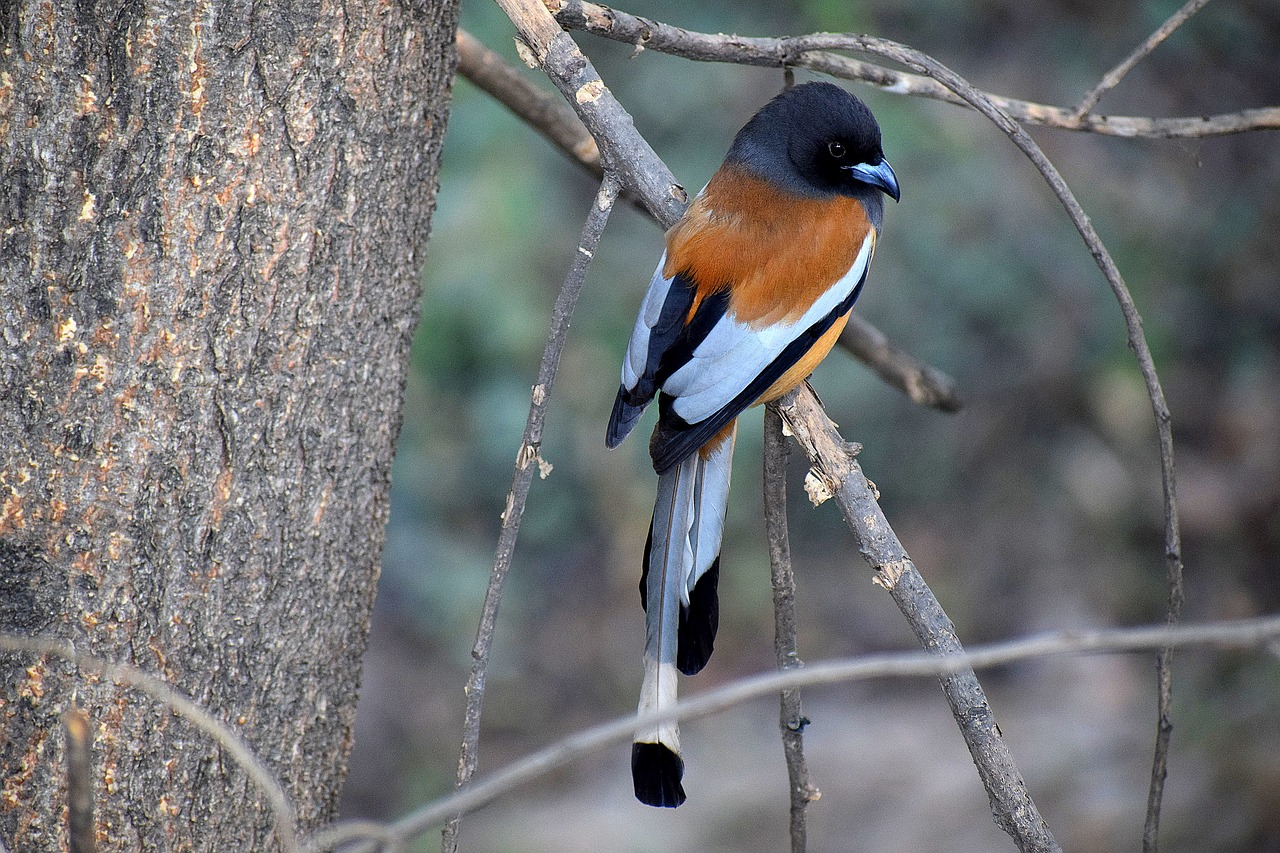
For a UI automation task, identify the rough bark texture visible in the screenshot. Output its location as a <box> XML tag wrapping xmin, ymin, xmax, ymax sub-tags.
<box><xmin>0</xmin><ymin>0</ymin><xmax>458</xmax><ymax>849</ymax></box>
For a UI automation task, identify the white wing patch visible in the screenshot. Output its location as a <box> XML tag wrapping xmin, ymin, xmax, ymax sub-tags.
<box><xmin>665</xmin><ymin>231</ymin><xmax>874</xmax><ymax>424</ymax></box>
<box><xmin>622</xmin><ymin>252</ymin><xmax>673</xmax><ymax>390</ymax></box>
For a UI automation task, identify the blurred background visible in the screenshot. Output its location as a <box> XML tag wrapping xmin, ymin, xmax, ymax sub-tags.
<box><xmin>339</xmin><ymin>1</ymin><xmax>1280</xmax><ymax>850</ymax></box>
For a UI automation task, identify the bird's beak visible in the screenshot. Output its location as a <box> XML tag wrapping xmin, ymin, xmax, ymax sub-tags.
<box><xmin>846</xmin><ymin>158</ymin><xmax>901</xmax><ymax>202</ymax></box>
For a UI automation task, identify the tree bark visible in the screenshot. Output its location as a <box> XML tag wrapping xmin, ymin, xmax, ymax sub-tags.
<box><xmin>0</xmin><ymin>0</ymin><xmax>458</xmax><ymax>848</ymax></box>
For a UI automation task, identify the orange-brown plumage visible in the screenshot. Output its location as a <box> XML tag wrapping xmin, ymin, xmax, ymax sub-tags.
<box><xmin>757</xmin><ymin>310</ymin><xmax>853</xmax><ymax>404</ymax></box>
<box><xmin>664</xmin><ymin>166</ymin><xmax>873</xmax><ymax>328</ymax></box>
<box><xmin>696</xmin><ymin>421</ymin><xmax>738</xmax><ymax>460</ymax></box>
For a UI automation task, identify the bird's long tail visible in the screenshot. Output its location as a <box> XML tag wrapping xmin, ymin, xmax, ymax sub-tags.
<box><xmin>632</xmin><ymin>423</ymin><xmax>736</xmax><ymax>808</ymax></box>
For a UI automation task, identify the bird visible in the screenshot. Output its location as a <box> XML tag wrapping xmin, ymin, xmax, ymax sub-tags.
<box><xmin>605</xmin><ymin>81</ymin><xmax>900</xmax><ymax>808</ymax></box>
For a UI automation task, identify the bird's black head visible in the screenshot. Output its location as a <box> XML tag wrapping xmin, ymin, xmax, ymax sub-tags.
<box><xmin>725</xmin><ymin>82</ymin><xmax>900</xmax><ymax>209</ymax></box>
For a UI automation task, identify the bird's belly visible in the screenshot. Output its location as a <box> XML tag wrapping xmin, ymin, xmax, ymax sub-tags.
<box><xmin>754</xmin><ymin>311</ymin><xmax>852</xmax><ymax>405</ymax></box>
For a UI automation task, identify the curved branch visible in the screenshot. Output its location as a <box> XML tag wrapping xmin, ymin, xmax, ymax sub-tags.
<box><xmin>790</xmin><ymin>35</ymin><xmax>1187</xmax><ymax>849</ymax></box>
<box><xmin>305</xmin><ymin>614</ymin><xmax>1280</xmax><ymax>852</ymax></box>
<box><xmin>547</xmin><ymin>0</ymin><xmax>1280</xmax><ymax>139</ymax></box>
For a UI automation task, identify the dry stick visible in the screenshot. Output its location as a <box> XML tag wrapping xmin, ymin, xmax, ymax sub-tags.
<box><xmin>763</xmin><ymin>404</ymin><xmax>819</xmax><ymax>853</ymax></box>
<box><xmin>453</xmin><ymin>29</ymin><xmax>963</xmax><ymax>414</ymax></box>
<box><xmin>1072</xmin><ymin>0</ymin><xmax>1214</xmax><ymax>119</ymax></box>
<box><xmin>547</xmin><ymin>0</ymin><xmax>1280</xmax><ymax>139</ymax></box>
<box><xmin>493</xmin><ymin>0</ymin><xmax>687</xmax><ymax>226</ymax></box>
<box><xmin>440</xmin><ymin>175</ymin><xmax>620</xmax><ymax>853</ymax></box>
<box><xmin>1062</xmin><ymin>0</ymin><xmax>1215</xmax><ymax>843</ymax></box>
<box><xmin>456</xmin><ymin>29</ymin><xmax>603</xmax><ymax>174</ymax></box>
<box><xmin>776</xmin><ymin>386</ymin><xmax>1060</xmax><ymax>853</ymax></box>
<box><xmin>445</xmin><ymin>3</ymin><xmax>676</xmax><ymax>846</ymax></box>
<box><xmin>0</xmin><ymin>634</ymin><xmax>300</xmax><ymax>853</ymax></box>
<box><xmin>780</xmin><ymin>34</ymin><xmax>1189</xmax><ymax>852</ymax></box>
<box><xmin>836</xmin><ymin>320</ymin><xmax>962</xmax><ymax>413</ymax></box>
<box><xmin>304</xmin><ymin>614</ymin><xmax>1280</xmax><ymax>853</ymax></box>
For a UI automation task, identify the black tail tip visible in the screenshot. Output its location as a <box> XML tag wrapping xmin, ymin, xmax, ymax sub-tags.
<box><xmin>632</xmin><ymin>742</ymin><xmax>686</xmax><ymax>808</ymax></box>
<box><xmin>677</xmin><ymin>556</ymin><xmax>720</xmax><ymax>675</ymax></box>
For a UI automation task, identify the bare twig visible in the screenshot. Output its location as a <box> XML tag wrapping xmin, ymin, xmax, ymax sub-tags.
<box><xmin>0</xmin><ymin>635</ymin><xmax>299</xmax><ymax>853</ymax></box>
<box><xmin>764</xmin><ymin>404</ymin><xmax>818</xmax><ymax>852</ymax></box>
<box><xmin>64</xmin><ymin>707</ymin><xmax>95</xmax><ymax>853</ymax></box>
<box><xmin>547</xmin><ymin>0</ymin><xmax>1280</xmax><ymax>139</ymax></box>
<box><xmin>776</xmin><ymin>386</ymin><xmax>1060</xmax><ymax>853</ymax></box>
<box><xmin>456</xmin><ymin>29</ymin><xmax>602</xmax><ymax>173</ymax></box>
<box><xmin>454</xmin><ymin>29</ymin><xmax>963</xmax><ymax>412</ymax></box>
<box><xmin>1072</xmin><ymin>0</ymin><xmax>1222</xmax><ymax>838</ymax></box>
<box><xmin>1072</xmin><ymin>0</ymin><xmax>1214</xmax><ymax>119</ymax></box>
<box><xmin>305</xmin><ymin>614</ymin><xmax>1280</xmax><ymax>852</ymax></box>
<box><xmin>440</xmin><ymin>174</ymin><xmax>620</xmax><ymax>852</ymax></box>
<box><xmin>1144</xmin><ymin>644</ymin><xmax>1177</xmax><ymax>853</ymax></box>
<box><xmin>493</xmin><ymin>0</ymin><xmax>686</xmax><ymax>225</ymax></box>
<box><xmin>304</xmin><ymin>820</ymin><xmax>395</xmax><ymax>853</ymax></box>
<box><xmin>838</xmin><ymin>318</ymin><xmax>963</xmax><ymax>413</ymax></box>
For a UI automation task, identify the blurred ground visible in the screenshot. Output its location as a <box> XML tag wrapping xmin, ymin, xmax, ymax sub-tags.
<box><xmin>339</xmin><ymin>1</ymin><xmax>1280</xmax><ymax>850</ymax></box>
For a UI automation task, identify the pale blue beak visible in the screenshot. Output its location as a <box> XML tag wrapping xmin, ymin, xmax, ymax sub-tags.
<box><xmin>846</xmin><ymin>158</ymin><xmax>901</xmax><ymax>202</ymax></box>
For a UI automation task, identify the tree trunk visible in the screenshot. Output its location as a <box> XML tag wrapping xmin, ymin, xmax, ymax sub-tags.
<box><xmin>0</xmin><ymin>0</ymin><xmax>457</xmax><ymax>848</ymax></box>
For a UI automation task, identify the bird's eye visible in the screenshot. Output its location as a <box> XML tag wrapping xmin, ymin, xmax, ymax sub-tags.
<box><xmin>827</xmin><ymin>141</ymin><xmax>847</xmax><ymax>159</ymax></box>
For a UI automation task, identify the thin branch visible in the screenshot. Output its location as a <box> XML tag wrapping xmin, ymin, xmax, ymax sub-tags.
<box><xmin>1073</xmin><ymin>4</ymin><xmax>1225</xmax><ymax>847</ymax></box>
<box><xmin>838</xmin><ymin>318</ymin><xmax>963</xmax><ymax>413</ymax></box>
<box><xmin>1072</xmin><ymin>0</ymin><xmax>1214</xmax><ymax>119</ymax></box>
<box><xmin>64</xmin><ymin>707</ymin><xmax>96</xmax><ymax>853</ymax></box>
<box><xmin>454</xmin><ymin>29</ymin><xmax>964</xmax><ymax>413</ymax></box>
<box><xmin>0</xmin><ymin>634</ymin><xmax>299</xmax><ymax>853</ymax></box>
<box><xmin>456</xmin><ymin>28</ymin><xmax>602</xmax><ymax>174</ymax></box>
<box><xmin>304</xmin><ymin>821</ymin><xmax>395</xmax><ymax>853</ymax></box>
<box><xmin>304</xmin><ymin>614</ymin><xmax>1280</xmax><ymax>852</ymax></box>
<box><xmin>440</xmin><ymin>175</ymin><xmax>620</xmax><ymax>853</ymax></box>
<box><xmin>776</xmin><ymin>386</ymin><xmax>1060</xmax><ymax>853</ymax></box>
<box><xmin>547</xmin><ymin>0</ymin><xmax>1280</xmax><ymax>139</ymax></box>
<box><xmin>1144</xmin><ymin>645</ymin><xmax>1177</xmax><ymax>853</ymax></box>
<box><xmin>764</xmin><ymin>403</ymin><xmax>818</xmax><ymax>852</ymax></box>
<box><xmin>783</xmin><ymin>34</ymin><xmax>1186</xmax><ymax>851</ymax></box>
<box><xmin>493</xmin><ymin>0</ymin><xmax>687</xmax><ymax>225</ymax></box>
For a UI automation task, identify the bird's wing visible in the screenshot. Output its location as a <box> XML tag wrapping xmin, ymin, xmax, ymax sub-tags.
<box><xmin>646</xmin><ymin>231</ymin><xmax>873</xmax><ymax>472</ymax></box>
